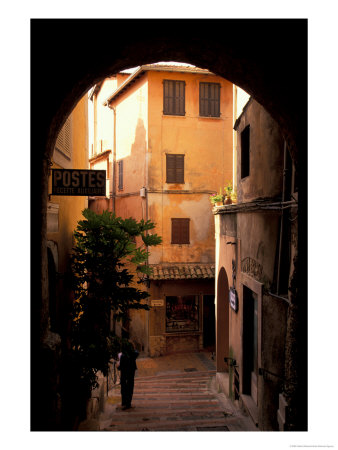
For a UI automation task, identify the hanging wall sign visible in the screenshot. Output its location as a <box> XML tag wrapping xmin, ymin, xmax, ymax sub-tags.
<box><xmin>52</xmin><ymin>169</ymin><xmax>106</xmax><ymax>196</ymax></box>
<box><xmin>229</xmin><ymin>287</ymin><xmax>238</xmax><ymax>312</ymax></box>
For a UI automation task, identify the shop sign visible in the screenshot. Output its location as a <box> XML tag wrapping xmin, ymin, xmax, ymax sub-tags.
<box><xmin>151</xmin><ymin>299</ymin><xmax>164</xmax><ymax>307</ymax></box>
<box><xmin>52</xmin><ymin>169</ymin><xmax>106</xmax><ymax>196</ymax></box>
<box><xmin>229</xmin><ymin>287</ymin><xmax>238</xmax><ymax>312</ymax></box>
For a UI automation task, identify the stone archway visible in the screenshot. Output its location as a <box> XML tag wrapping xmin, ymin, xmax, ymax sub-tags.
<box><xmin>32</xmin><ymin>18</ymin><xmax>307</xmax><ymax>344</ymax></box>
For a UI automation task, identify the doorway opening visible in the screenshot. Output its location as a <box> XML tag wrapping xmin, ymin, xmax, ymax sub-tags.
<box><xmin>216</xmin><ymin>267</ymin><xmax>230</xmax><ymax>372</ymax></box>
<box><xmin>242</xmin><ymin>284</ymin><xmax>258</xmax><ymax>405</ymax></box>
<box><xmin>203</xmin><ymin>295</ymin><xmax>215</xmax><ymax>351</ymax></box>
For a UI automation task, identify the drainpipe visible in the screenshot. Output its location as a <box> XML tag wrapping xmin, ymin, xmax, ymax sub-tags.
<box><xmin>109</xmin><ymin>104</ymin><xmax>116</xmax><ymax>213</ymax></box>
<box><xmin>93</xmin><ymin>94</ymin><xmax>98</xmax><ymax>156</ymax></box>
<box><xmin>233</xmin><ymin>85</ymin><xmax>237</xmax><ymax>191</ymax></box>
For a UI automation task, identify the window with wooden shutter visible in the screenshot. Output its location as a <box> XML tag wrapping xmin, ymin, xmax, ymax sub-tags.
<box><xmin>55</xmin><ymin>116</ymin><xmax>72</xmax><ymax>158</ymax></box>
<box><xmin>166</xmin><ymin>154</ymin><xmax>184</xmax><ymax>183</ymax></box>
<box><xmin>199</xmin><ymin>82</ymin><xmax>220</xmax><ymax>117</ymax></box>
<box><xmin>171</xmin><ymin>218</ymin><xmax>190</xmax><ymax>244</ymax></box>
<box><xmin>118</xmin><ymin>160</ymin><xmax>123</xmax><ymax>190</ymax></box>
<box><xmin>163</xmin><ymin>80</ymin><xmax>185</xmax><ymax>116</ymax></box>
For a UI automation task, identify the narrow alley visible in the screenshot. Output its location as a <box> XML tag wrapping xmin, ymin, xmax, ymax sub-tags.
<box><xmin>79</xmin><ymin>351</ymin><xmax>256</xmax><ymax>432</ymax></box>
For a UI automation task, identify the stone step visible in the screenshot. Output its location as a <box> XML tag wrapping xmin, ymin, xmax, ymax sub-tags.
<box><xmin>104</xmin><ymin>416</ymin><xmax>228</xmax><ymax>431</ymax></box>
<box><xmin>99</xmin><ymin>369</ymin><xmax>240</xmax><ymax>431</ymax></box>
<box><xmin>108</xmin><ymin>409</ymin><xmax>226</xmax><ymax>420</ymax></box>
<box><xmin>135</xmin><ymin>370</ymin><xmax>215</xmax><ymax>381</ymax></box>
<box><xmin>132</xmin><ymin>394</ymin><xmax>218</xmax><ymax>402</ymax></box>
<box><xmin>134</xmin><ymin>386</ymin><xmax>209</xmax><ymax>392</ymax></box>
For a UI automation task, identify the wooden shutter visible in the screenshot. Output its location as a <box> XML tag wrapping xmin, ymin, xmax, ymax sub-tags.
<box><xmin>171</xmin><ymin>218</ymin><xmax>190</xmax><ymax>244</ymax></box>
<box><xmin>199</xmin><ymin>82</ymin><xmax>220</xmax><ymax>117</ymax></box>
<box><xmin>166</xmin><ymin>154</ymin><xmax>184</xmax><ymax>183</ymax></box>
<box><xmin>175</xmin><ymin>154</ymin><xmax>184</xmax><ymax>183</ymax></box>
<box><xmin>199</xmin><ymin>82</ymin><xmax>208</xmax><ymax>116</ymax></box>
<box><xmin>176</xmin><ymin>81</ymin><xmax>185</xmax><ymax>115</ymax></box>
<box><xmin>164</xmin><ymin>80</ymin><xmax>174</xmax><ymax>115</ymax></box>
<box><xmin>55</xmin><ymin>116</ymin><xmax>72</xmax><ymax>157</ymax></box>
<box><xmin>209</xmin><ymin>83</ymin><xmax>220</xmax><ymax>117</ymax></box>
<box><xmin>163</xmin><ymin>80</ymin><xmax>185</xmax><ymax>115</ymax></box>
<box><xmin>166</xmin><ymin>154</ymin><xmax>176</xmax><ymax>182</ymax></box>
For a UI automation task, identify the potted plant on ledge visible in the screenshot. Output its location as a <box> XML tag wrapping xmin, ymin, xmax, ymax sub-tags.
<box><xmin>224</xmin><ymin>181</ymin><xmax>235</xmax><ymax>205</ymax></box>
<box><xmin>209</xmin><ymin>190</ymin><xmax>224</xmax><ymax>207</ymax></box>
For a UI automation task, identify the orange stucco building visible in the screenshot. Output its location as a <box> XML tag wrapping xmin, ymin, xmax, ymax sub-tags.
<box><xmin>90</xmin><ymin>64</ymin><xmax>234</xmax><ymax>356</ymax></box>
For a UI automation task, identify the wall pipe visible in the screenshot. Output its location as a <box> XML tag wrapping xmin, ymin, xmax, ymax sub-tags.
<box><xmin>276</xmin><ymin>140</ymin><xmax>287</xmax><ymax>295</ymax></box>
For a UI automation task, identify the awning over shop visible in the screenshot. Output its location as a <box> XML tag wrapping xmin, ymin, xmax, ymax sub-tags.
<box><xmin>148</xmin><ymin>264</ymin><xmax>215</xmax><ymax>280</ymax></box>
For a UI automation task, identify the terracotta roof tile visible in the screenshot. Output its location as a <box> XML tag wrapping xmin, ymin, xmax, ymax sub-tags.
<box><xmin>148</xmin><ymin>264</ymin><xmax>215</xmax><ymax>280</ymax></box>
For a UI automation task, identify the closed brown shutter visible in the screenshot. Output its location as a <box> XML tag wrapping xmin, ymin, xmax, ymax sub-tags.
<box><xmin>166</xmin><ymin>154</ymin><xmax>184</xmax><ymax>183</ymax></box>
<box><xmin>171</xmin><ymin>218</ymin><xmax>190</xmax><ymax>244</ymax></box>
<box><xmin>199</xmin><ymin>82</ymin><xmax>220</xmax><ymax>117</ymax></box>
<box><xmin>163</xmin><ymin>80</ymin><xmax>185</xmax><ymax>115</ymax></box>
<box><xmin>55</xmin><ymin>116</ymin><xmax>72</xmax><ymax>157</ymax></box>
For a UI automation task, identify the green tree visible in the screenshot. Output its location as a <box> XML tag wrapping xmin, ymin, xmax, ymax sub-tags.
<box><xmin>69</xmin><ymin>209</ymin><xmax>161</xmax><ymax>395</ymax></box>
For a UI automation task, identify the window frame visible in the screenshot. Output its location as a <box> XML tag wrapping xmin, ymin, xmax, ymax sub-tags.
<box><xmin>199</xmin><ymin>82</ymin><xmax>221</xmax><ymax>117</ymax></box>
<box><xmin>163</xmin><ymin>79</ymin><xmax>186</xmax><ymax>116</ymax></box>
<box><xmin>166</xmin><ymin>295</ymin><xmax>199</xmax><ymax>332</ymax></box>
<box><xmin>241</xmin><ymin>125</ymin><xmax>250</xmax><ymax>179</ymax></box>
<box><xmin>171</xmin><ymin>218</ymin><xmax>190</xmax><ymax>244</ymax></box>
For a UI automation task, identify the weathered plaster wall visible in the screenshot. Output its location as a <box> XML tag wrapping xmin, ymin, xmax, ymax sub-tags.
<box><xmin>236</xmin><ymin>99</ymin><xmax>284</xmax><ymax>202</ymax></box>
<box><xmin>147</xmin><ymin>70</ymin><xmax>233</xmax><ymax>265</ymax></box>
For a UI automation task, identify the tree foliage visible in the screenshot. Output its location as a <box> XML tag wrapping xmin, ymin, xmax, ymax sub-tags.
<box><xmin>69</xmin><ymin>209</ymin><xmax>161</xmax><ymax>394</ymax></box>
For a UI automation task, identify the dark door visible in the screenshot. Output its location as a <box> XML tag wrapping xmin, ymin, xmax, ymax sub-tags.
<box><xmin>243</xmin><ymin>285</ymin><xmax>258</xmax><ymax>404</ymax></box>
<box><xmin>203</xmin><ymin>295</ymin><xmax>215</xmax><ymax>350</ymax></box>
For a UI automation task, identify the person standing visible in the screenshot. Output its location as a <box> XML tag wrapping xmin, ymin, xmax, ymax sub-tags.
<box><xmin>117</xmin><ymin>341</ymin><xmax>139</xmax><ymax>410</ymax></box>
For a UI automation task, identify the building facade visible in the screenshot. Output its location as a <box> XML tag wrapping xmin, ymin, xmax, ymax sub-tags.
<box><xmin>89</xmin><ymin>64</ymin><xmax>234</xmax><ymax>356</ymax></box>
<box><xmin>214</xmin><ymin>97</ymin><xmax>298</xmax><ymax>430</ymax></box>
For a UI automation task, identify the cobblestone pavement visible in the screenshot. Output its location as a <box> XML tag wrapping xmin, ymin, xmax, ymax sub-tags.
<box><xmin>94</xmin><ymin>351</ymin><xmax>256</xmax><ymax>432</ymax></box>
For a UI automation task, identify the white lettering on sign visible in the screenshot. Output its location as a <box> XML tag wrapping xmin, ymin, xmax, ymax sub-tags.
<box><xmin>151</xmin><ymin>299</ymin><xmax>164</xmax><ymax>307</ymax></box>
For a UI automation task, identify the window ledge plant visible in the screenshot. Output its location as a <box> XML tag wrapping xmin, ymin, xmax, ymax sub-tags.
<box><xmin>209</xmin><ymin>190</ymin><xmax>224</xmax><ymax>206</ymax></box>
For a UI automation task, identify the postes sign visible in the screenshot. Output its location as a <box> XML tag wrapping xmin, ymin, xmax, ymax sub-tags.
<box><xmin>52</xmin><ymin>169</ymin><xmax>106</xmax><ymax>196</ymax></box>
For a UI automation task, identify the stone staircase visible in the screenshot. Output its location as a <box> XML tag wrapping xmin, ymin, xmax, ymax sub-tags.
<box><xmin>99</xmin><ymin>370</ymin><xmax>256</xmax><ymax>431</ymax></box>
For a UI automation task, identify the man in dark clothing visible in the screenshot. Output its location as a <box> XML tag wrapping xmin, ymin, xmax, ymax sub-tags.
<box><xmin>118</xmin><ymin>342</ymin><xmax>139</xmax><ymax>410</ymax></box>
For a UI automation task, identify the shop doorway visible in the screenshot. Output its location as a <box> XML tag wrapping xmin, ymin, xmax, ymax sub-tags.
<box><xmin>203</xmin><ymin>295</ymin><xmax>215</xmax><ymax>350</ymax></box>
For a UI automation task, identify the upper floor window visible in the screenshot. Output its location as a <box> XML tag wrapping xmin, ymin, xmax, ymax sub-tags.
<box><xmin>163</xmin><ymin>80</ymin><xmax>185</xmax><ymax>116</ymax></box>
<box><xmin>171</xmin><ymin>218</ymin><xmax>190</xmax><ymax>244</ymax></box>
<box><xmin>199</xmin><ymin>82</ymin><xmax>220</xmax><ymax>117</ymax></box>
<box><xmin>118</xmin><ymin>160</ymin><xmax>123</xmax><ymax>190</ymax></box>
<box><xmin>241</xmin><ymin>125</ymin><xmax>250</xmax><ymax>179</ymax></box>
<box><xmin>166</xmin><ymin>154</ymin><xmax>184</xmax><ymax>183</ymax></box>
